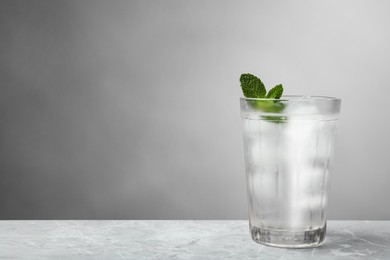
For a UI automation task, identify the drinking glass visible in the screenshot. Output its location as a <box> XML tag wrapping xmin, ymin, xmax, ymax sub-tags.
<box><xmin>240</xmin><ymin>96</ymin><xmax>341</xmax><ymax>248</ymax></box>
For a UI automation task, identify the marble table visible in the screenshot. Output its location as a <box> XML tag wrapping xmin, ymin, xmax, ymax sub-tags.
<box><xmin>0</xmin><ymin>220</ymin><xmax>389</xmax><ymax>259</ymax></box>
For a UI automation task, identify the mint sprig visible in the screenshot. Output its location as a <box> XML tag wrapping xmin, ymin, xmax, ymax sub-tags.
<box><xmin>240</xmin><ymin>73</ymin><xmax>286</xmax><ymax>123</ymax></box>
<box><xmin>240</xmin><ymin>73</ymin><xmax>283</xmax><ymax>99</ymax></box>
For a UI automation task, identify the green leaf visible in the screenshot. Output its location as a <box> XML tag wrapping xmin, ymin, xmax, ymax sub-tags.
<box><xmin>240</xmin><ymin>73</ymin><xmax>266</xmax><ymax>98</ymax></box>
<box><xmin>266</xmin><ymin>84</ymin><xmax>283</xmax><ymax>99</ymax></box>
<box><xmin>239</xmin><ymin>73</ymin><xmax>286</xmax><ymax>123</ymax></box>
<box><xmin>261</xmin><ymin>115</ymin><xmax>287</xmax><ymax>123</ymax></box>
<box><xmin>250</xmin><ymin>100</ymin><xmax>287</xmax><ymax>123</ymax></box>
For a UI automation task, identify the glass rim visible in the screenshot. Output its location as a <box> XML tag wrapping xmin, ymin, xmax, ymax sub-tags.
<box><xmin>240</xmin><ymin>95</ymin><xmax>341</xmax><ymax>102</ymax></box>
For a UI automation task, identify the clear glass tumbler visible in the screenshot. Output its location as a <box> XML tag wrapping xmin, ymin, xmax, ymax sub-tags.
<box><xmin>240</xmin><ymin>96</ymin><xmax>341</xmax><ymax>248</ymax></box>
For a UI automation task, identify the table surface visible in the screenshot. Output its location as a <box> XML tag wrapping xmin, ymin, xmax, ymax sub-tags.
<box><xmin>0</xmin><ymin>220</ymin><xmax>389</xmax><ymax>259</ymax></box>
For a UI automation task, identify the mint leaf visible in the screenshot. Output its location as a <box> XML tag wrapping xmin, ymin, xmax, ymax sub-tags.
<box><xmin>240</xmin><ymin>73</ymin><xmax>286</xmax><ymax>123</ymax></box>
<box><xmin>250</xmin><ymin>100</ymin><xmax>285</xmax><ymax>113</ymax></box>
<box><xmin>240</xmin><ymin>73</ymin><xmax>266</xmax><ymax>98</ymax></box>
<box><xmin>266</xmin><ymin>84</ymin><xmax>283</xmax><ymax>99</ymax></box>
<box><xmin>248</xmin><ymin>100</ymin><xmax>287</xmax><ymax>123</ymax></box>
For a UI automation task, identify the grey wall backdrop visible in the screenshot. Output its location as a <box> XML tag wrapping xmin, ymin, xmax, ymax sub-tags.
<box><xmin>1</xmin><ymin>0</ymin><xmax>389</xmax><ymax>220</ymax></box>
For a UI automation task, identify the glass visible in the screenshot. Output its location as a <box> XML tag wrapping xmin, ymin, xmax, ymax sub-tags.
<box><xmin>240</xmin><ymin>96</ymin><xmax>341</xmax><ymax>248</ymax></box>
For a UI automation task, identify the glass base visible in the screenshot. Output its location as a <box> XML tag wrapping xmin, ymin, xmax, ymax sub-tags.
<box><xmin>250</xmin><ymin>223</ymin><xmax>326</xmax><ymax>248</ymax></box>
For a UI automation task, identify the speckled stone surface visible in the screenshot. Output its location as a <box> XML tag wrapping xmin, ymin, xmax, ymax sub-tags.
<box><xmin>0</xmin><ymin>220</ymin><xmax>389</xmax><ymax>259</ymax></box>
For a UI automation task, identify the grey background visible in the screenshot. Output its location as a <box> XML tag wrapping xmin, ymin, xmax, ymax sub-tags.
<box><xmin>0</xmin><ymin>0</ymin><xmax>389</xmax><ymax>220</ymax></box>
